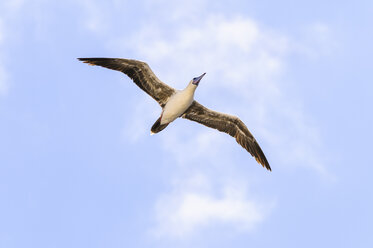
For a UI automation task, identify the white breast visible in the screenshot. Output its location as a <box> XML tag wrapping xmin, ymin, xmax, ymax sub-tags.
<box><xmin>161</xmin><ymin>89</ymin><xmax>195</xmax><ymax>124</ymax></box>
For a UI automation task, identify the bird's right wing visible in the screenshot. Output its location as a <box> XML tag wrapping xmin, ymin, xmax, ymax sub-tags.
<box><xmin>78</xmin><ymin>58</ymin><xmax>176</xmax><ymax>107</ymax></box>
<box><xmin>183</xmin><ymin>101</ymin><xmax>271</xmax><ymax>171</ymax></box>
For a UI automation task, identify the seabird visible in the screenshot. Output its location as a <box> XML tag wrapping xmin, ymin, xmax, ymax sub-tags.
<box><xmin>78</xmin><ymin>58</ymin><xmax>271</xmax><ymax>171</ymax></box>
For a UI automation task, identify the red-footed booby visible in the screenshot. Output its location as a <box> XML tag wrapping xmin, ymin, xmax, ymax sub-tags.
<box><xmin>78</xmin><ymin>58</ymin><xmax>271</xmax><ymax>171</ymax></box>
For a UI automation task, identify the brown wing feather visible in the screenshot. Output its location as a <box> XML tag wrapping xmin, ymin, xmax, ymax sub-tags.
<box><xmin>78</xmin><ymin>58</ymin><xmax>175</xmax><ymax>107</ymax></box>
<box><xmin>183</xmin><ymin>101</ymin><xmax>271</xmax><ymax>171</ymax></box>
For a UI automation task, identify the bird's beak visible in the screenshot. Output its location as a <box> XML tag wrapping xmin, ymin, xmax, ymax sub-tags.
<box><xmin>192</xmin><ymin>73</ymin><xmax>206</xmax><ymax>85</ymax></box>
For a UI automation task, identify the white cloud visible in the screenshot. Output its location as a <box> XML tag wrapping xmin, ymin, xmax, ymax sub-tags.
<box><xmin>152</xmin><ymin>174</ymin><xmax>273</xmax><ymax>238</ymax></box>
<box><xmin>0</xmin><ymin>0</ymin><xmax>25</xmax><ymax>14</ymax></box>
<box><xmin>143</xmin><ymin>0</ymin><xmax>209</xmax><ymax>23</ymax></box>
<box><xmin>0</xmin><ymin>0</ymin><xmax>27</xmax><ymax>96</ymax></box>
<box><xmin>292</xmin><ymin>22</ymin><xmax>337</xmax><ymax>60</ymax></box>
<box><xmin>77</xmin><ymin>0</ymin><xmax>110</xmax><ymax>34</ymax></box>
<box><xmin>120</xmin><ymin>14</ymin><xmax>287</xmax><ymax>91</ymax></box>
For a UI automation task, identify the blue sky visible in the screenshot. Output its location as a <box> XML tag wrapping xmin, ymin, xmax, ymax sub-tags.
<box><xmin>0</xmin><ymin>0</ymin><xmax>372</xmax><ymax>247</ymax></box>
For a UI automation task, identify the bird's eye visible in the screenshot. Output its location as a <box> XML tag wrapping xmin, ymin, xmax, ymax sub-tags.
<box><xmin>193</xmin><ymin>77</ymin><xmax>197</xmax><ymax>80</ymax></box>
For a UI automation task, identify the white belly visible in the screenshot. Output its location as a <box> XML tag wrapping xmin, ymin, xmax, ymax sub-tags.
<box><xmin>161</xmin><ymin>90</ymin><xmax>194</xmax><ymax>124</ymax></box>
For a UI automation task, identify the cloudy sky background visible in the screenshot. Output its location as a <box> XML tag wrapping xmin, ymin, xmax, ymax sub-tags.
<box><xmin>1</xmin><ymin>0</ymin><xmax>372</xmax><ymax>247</ymax></box>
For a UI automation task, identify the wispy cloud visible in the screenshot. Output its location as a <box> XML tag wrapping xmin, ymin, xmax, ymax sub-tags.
<box><xmin>293</xmin><ymin>22</ymin><xmax>337</xmax><ymax>60</ymax></box>
<box><xmin>76</xmin><ymin>0</ymin><xmax>111</xmax><ymax>34</ymax></box>
<box><xmin>152</xmin><ymin>174</ymin><xmax>273</xmax><ymax>238</ymax></box>
<box><xmin>0</xmin><ymin>0</ymin><xmax>29</xmax><ymax>97</ymax></box>
<box><xmin>119</xmin><ymin>14</ymin><xmax>287</xmax><ymax>88</ymax></box>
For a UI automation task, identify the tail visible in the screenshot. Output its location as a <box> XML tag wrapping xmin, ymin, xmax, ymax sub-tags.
<box><xmin>151</xmin><ymin>117</ymin><xmax>169</xmax><ymax>134</ymax></box>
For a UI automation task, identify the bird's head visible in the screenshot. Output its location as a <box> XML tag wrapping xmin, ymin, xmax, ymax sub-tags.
<box><xmin>191</xmin><ymin>73</ymin><xmax>206</xmax><ymax>86</ymax></box>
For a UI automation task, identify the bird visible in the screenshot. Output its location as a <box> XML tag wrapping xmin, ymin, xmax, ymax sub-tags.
<box><xmin>78</xmin><ymin>58</ymin><xmax>271</xmax><ymax>171</ymax></box>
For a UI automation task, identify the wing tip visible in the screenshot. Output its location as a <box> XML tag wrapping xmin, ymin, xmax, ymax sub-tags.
<box><xmin>77</xmin><ymin>58</ymin><xmax>98</xmax><ymax>66</ymax></box>
<box><xmin>255</xmin><ymin>157</ymin><xmax>272</xmax><ymax>171</ymax></box>
<box><xmin>254</xmin><ymin>142</ymin><xmax>271</xmax><ymax>171</ymax></box>
<box><xmin>263</xmin><ymin>160</ymin><xmax>272</xmax><ymax>171</ymax></box>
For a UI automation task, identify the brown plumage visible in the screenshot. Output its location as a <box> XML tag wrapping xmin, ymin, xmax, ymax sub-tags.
<box><xmin>183</xmin><ymin>101</ymin><xmax>271</xmax><ymax>171</ymax></box>
<box><xmin>78</xmin><ymin>58</ymin><xmax>175</xmax><ymax>107</ymax></box>
<box><xmin>78</xmin><ymin>57</ymin><xmax>271</xmax><ymax>171</ymax></box>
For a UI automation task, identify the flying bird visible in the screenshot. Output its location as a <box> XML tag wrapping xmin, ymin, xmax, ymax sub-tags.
<box><xmin>78</xmin><ymin>58</ymin><xmax>271</xmax><ymax>171</ymax></box>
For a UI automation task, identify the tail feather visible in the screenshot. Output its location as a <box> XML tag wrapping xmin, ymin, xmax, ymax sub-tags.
<box><xmin>151</xmin><ymin>117</ymin><xmax>169</xmax><ymax>134</ymax></box>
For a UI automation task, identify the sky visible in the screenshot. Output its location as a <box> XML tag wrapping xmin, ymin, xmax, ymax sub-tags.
<box><xmin>0</xmin><ymin>0</ymin><xmax>372</xmax><ymax>247</ymax></box>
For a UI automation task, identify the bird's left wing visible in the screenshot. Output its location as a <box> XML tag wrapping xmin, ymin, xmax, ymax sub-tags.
<box><xmin>183</xmin><ymin>101</ymin><xmax>271</xmax><ymax>171</ymax></box>
<box><xmin>78</xmin><ymin>58</ymin><xmax>176</xmax><ymax>107</ymax></box>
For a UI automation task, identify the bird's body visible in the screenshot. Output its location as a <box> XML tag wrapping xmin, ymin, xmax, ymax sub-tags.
<box><xmin>78</xmin><ymin>57</ymin><xmax>271</xmax><ymax>171</ymax></box>
<box><xmin>161</xmin><ymin>83</ymin><xmax>196</xmax><ymax>125</ymax></box>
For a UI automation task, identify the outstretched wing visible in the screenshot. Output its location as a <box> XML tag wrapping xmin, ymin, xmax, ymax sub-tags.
<box><xmin>78</xmin><ymin>58</ymin><xmax>176</xmax><ymax>107</ymax></box>
<box><xmin>183</xmin><ymin>101</ymin><xmax>271</xmax><ymax>171</ymax></box>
